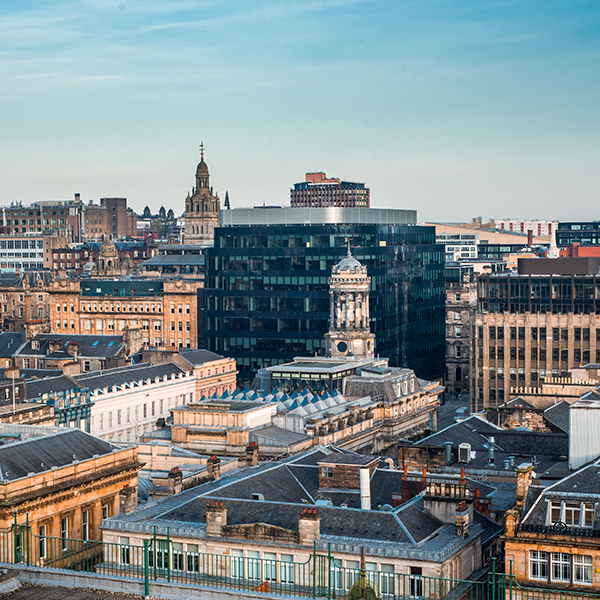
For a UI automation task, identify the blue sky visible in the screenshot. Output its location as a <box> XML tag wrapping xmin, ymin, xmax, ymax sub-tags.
<box><xmin>1</xmin><ymin>0</ymin><xmax>599</xmax><ymax>221</ymax></box>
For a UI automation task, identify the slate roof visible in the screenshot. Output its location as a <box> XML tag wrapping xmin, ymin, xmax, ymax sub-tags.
<box><xmin>177</xmin><ymin>349</ymin><xmax>225</xmax><ymax>366</ymax></box>
<box><xmin>544</xmin><ymin>401</ymin><xmax>570</xmax><ymax>433</ymax></box>
<box><xmin>0</xmin><ymin>332</ymin><xmax>23</xmax><ymax>358</ymax></box>
<box><xmin>520</xmin><ymin>464</ymin><xmax>600</xmax><ymax>531</ymax></box>
<box><xmin>504</xmin><ymin>397</ymin><xmax>535</xmax><ymax>409</ymax></box>
<box><xmin>160</xmin><ymin>496</ymin><xmax>416</xmax><ymax>544</ymax></box>
<box><xmin>0</xmin><ymin>429</ymin><xmax>118</xmax><ymax>482</ymax></box>
<box><xmin>74</xmin><ymin>362</ymin><xmax>184</xmax><ymax>392</ymax></box>
<box><xmin>26</xmin><ymin>375</ymin><xmax>86</xmax><ymax>399</ymax></box>
<box><xmin>16</xmin><ymin>334</ymin><xmax>125</xmax><ymax>359</ymax></box>
<box><xmin>415</xmin><ymin>415</ymin><xmax>567</xmax><ymax>472</ymax></box>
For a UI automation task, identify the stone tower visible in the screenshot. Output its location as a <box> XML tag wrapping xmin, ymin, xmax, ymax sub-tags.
<box><xmin>184</xmin><ymin>143</ymin><xmax>220</xmax><ymax>245</ymax></box>
<box><xmin>325</xmin><ymin>250</ymin><xmax>375</xmax><ymax>359</ymax></box>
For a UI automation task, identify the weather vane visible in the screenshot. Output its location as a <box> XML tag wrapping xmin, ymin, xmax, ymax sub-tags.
<box><xmin>199</xmin><ymin>142</ymin><xmax>204</xmax><ymax>161</ymax></box>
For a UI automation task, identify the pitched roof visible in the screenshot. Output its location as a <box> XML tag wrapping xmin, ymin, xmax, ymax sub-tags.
<box><xmin>0</xmin><ymin>429</ymin><xmax>118</xmax><ymax>482</ymax></box>
<box><xmin>74</xmin><ymin>362</ymin><xmax>184</xmax><ymax>392</ymax></box>
<box><xmin>177</xmin><ymin>349</ymin><xmax>225</xmax><ymax>366</ymax></box>
<box><xmin>26</xmin><ymin>375</ymin><xmax>86</xmax><ymax>400</ymax></box>
<box><xmin>0</xmin><ymin>332</ymin><xmax>23</xmax><ymax>358</ymax></box>
<box><xmin>16</xmin><ymin>334</ymin><xmax>125</xmax><ymax>359</ymax></box>
<box><xmin>544</xmin><ymin>401</ymin><xmax>570</xmax><ymax>433</ymax></box>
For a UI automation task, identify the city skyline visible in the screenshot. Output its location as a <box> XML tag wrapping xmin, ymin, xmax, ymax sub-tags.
<box><xmin>1</xmin><ymin>0</ymin><xmax>599</xmax><ymax>221</ymax></box>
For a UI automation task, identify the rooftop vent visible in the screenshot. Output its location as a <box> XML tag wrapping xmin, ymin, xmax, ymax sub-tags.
<box><xmin>251</xmin><ymin>492</ymin><xmax>265</xmax><ymax>501</ymax></box>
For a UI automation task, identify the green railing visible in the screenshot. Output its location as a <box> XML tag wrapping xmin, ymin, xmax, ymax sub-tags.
<box><xmin>0</xmin><ymin>522</ymin><xmax>599</xmax><ymax>600</ymax></box>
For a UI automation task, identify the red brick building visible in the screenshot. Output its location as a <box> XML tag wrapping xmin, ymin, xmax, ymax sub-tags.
<box><xmin>290</xmin><ymin>172</ymin><xmax>370</xmax><ymax>208</ymax></box>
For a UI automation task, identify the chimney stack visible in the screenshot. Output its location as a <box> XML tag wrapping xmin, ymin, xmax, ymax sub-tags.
<box><xmin>207</xmin><ymin>455</ymin><xmax>221</xmax><ymax>480</ymax></box>
<box><xmin>515</xmin><ymin>463</ymin><xmax>533</xmax><ymax>508</ymax></box>
<box><xmin>206</xmin><ymin>500</ymin><xmax>227</xmax><ymax>537</ymax></box>
<box><xmin>455</xmin><ymin>501</ymin><xmax>470</xmax><ymax>538</ymax></box>
<box><xmin>298</xmin><ymin>508</ymin><xmax>320</xmax><ymax>544</ymax></box>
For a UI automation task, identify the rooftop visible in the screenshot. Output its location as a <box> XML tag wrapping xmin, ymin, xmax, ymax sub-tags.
<box><xmin>219</xmin><ymin>207</ymin><xmax>417</xmax><ymax>227</ymax></box>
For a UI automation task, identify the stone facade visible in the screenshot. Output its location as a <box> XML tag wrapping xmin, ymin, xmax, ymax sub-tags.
<box><xmin>0</xmin><ymin>427</ymin><xmax>141</xmax><ymax>555</ymax></box>
<box><xmin>325</xmin><ymin>251</ymin><xmax>375</xmax><ymax>360</ymax></box>
<box><xmin>48</xmin><ymin>278</ymin><xmax>200</xmax><ymax>348</ymax></box>
<box><xmin>471</xmin><ymin>312</ymin><xmax>600</xmax><ymax>411</ymax></box>
<box><xmin>445</xmin><ymin>270</ymin><xmax>477</xmax><ymax>401</ymax></box>
<box><xmin>183</xmin><ymin>145</ymin><xmax>220</xmax><ymax>245</ymax></box>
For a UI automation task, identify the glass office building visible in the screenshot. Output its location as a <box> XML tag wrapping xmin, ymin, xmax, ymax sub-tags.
<box><xmin>199</xmin><ymin>208</ymin><xmax>445</xmax><ymax>382</ymax></box>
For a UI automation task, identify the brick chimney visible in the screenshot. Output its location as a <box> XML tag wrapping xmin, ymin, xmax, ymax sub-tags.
<box><xmin>167</xmin><ymin>467</ymin><xmax>183</xmax><ymax>495</ymax></box>
<box><xmin>207</xmin><ymin>455</ymin><xmax>221</xmax><ymax>480</ymax></box>
<box><xmin>455</xmin><ymin>501</ymin><xmax>470</xmax><ymax>538</ymax></box>
<box><xmin>119</xmin><ymin>484</ymin><xmax>137</xmax><ymax>514</ymax></box>
<box><xmin>515</xmin><ymin>463</ymin><xmax>533</xmax><ymax>509</ymax></box>
<box><xmin>298</xmin><ymin>508</ymin><xmax>320</xmax><ymax>544</ymax></box>
<box><xmin>206</xmin><ymin>500</ymin><xmax>227</xmax><ymax>536</ymax></box>
<box><xmin>245</xmin><ymin>442</ymin><xmax>259</xmax><ymax>467</ymax></box>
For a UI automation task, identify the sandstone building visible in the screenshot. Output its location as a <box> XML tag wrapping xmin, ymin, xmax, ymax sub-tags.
<box><xmin>183</xmin><ymin>144</ymin><xmax>220</xmax><ymax>245</ymax></box>
<box><xmin>48</xmin><ymin>278</ymin><xmax>200</xmax><ymax>348</ymax></box>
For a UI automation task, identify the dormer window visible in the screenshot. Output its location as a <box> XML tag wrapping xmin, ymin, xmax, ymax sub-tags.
<box><xmin>31</xmin><ymin>340</ymin><xmax>40</xmax><ymax>350</ymax></box>
<box><xmin>548</xmin><ymin>500</ymin><xmax>595</xmax><ymax>527</ymax></box>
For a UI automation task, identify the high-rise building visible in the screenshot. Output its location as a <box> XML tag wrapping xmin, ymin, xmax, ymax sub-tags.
<box><xmin>471</xmin><ymin>264</ymin><xmax>600</xmax><ymax>412</ymax></box>
<box><xmin>290</xmin><ymin>172</ymin><xmax>370</xmax><ymax>208</ymax></box>
<box><xmin>199</xmin><ymin>207</ymin><xmax>445</xmax><ymax>382</ymax></box>
<box><xmin>183</xmin><ymin>144</ymin><xmax>220</xmax><ymax>245</ymax></box>
<box><xmin>100</xmin><ymin>197</ymin><xmax>128</xmax><ymax>238</ymax></box>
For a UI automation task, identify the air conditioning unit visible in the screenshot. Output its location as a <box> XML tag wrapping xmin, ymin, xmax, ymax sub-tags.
<box><xmin>458</xmin><ymin>443</ymin><xmax>472</xmax><ymax>463</ymax></box>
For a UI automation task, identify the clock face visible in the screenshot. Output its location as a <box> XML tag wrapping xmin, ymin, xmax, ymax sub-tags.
<box><xmin>337</xmin><ymin>341</ymin><xmax>348</xmax><ymax>353</ymax></box>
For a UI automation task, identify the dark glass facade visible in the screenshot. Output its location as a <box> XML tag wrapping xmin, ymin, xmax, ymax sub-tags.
<box><xmin>478</xmin><ymin>274</ymin><xmax>600</xmax><ymax>314</ymax></box>
<box><xmin>199</xmin><ymin>224</ymin><xmax>445</xmax><ymax>382</ymax></box>
<box><xmin>477</xmin><ymin>243</ymin><xmax>529</xmax><ymax>260</ymax></box>
<box><xmin>556</xmin><ymin>222</ymin><xmax>600</xmax><ymax>247</ymax></box>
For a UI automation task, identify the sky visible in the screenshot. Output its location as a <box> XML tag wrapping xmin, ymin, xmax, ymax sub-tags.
<box><xmin>0</xmin><ymin>0</ymin><xmax>599</xmax><ymax>222</ymax></box>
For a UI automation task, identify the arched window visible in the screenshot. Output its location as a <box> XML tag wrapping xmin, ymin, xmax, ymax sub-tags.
<box><xmin>455</xmin><ymin>366</ymin><xmax>462</xmax><ymax>381</ymax></box>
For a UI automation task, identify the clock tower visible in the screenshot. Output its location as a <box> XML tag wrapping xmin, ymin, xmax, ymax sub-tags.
<box><xmin>325</xmin><ymin>250</ymin><xmax>375</xmax><ymax>360</ymax></box>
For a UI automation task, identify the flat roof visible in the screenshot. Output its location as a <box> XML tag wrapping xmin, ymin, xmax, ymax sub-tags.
<box><xmin>219</xmin><ymin>207</ymin><xmax>417</xmax><ymax>227</ymax></box>
<box><xmin>268</xmin><ymin>357</ymin><xmax>375</xmax><ymax>375</ymax></box>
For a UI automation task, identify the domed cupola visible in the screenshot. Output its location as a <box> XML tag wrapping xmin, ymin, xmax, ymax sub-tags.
<box><xmin>325</xmin><ymin>247</ymin><xmax>375</xmax><ymax>359</ymax></box>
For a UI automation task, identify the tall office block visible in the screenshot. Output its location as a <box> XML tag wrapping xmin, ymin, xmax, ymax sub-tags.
<box><xmin>199</xmin><ymin>207</ymin><xmax>445</xmax><ymax>382</ymax></box>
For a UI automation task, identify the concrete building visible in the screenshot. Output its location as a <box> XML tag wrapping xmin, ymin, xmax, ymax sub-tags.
<box><xmin>183</xmin><ymin>144</ymin><xmax>220</xmax><ymax>245</ymax></box>
<box><xmin>290</xmin><ymin>172</ymin><xmax>370</xmax><ymax>208</ymax></box>
<box><xmin>141</xmin><ymin>244</ymin><xmax>206</xmax><ymax>279</ymax></box>
<box><xmin>201</xmin><ymin>207</ymin><xmax>445</xmax><ymax>382</ymax></box>
<box><xmin>471</xmin><ymin>270</ymin><xmax>600</xmax><ymax>412</ymax></box>
<box><xmin>444</xmin><ymin>264</ymin><xmax>477</xmax><ymax>402</ymax></box>
<box><xmin>493</xmin><ymin>218</ymin><xmax>556</xmax><ymax>237</ymax></box>
<box><xmin>436</xmin><ymin>233</ymin><xmax>478</xmax><ymax>262</ymax></box>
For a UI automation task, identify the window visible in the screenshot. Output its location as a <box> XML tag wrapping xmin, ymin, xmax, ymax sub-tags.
<box><xmin>61</xmin><ymin>517</ymin><xmax>69</xmax><ymax>551</ymax></box>
<box><xmin>172</xmin><ymin>542</ymin><xmax>184</xmax><ymax>571</ymax></box>
<box><xmin>280</xmin><ymin>554</ymin><xmax>294</xmax><ymax>584</ymax></box>
<box><xmin>102</xmin><ymin>503</ymin><xmax>110</xmax><ymax>520</ymax></box>
<box><xmin>529</xmin><ymin>551</ymin><xmax>548</xmax><ymax>580</ymax></box>
<box><xmin>39</xmin><ymin>525</ymin><xmax>47</xmax><ymax>559</ymax></box>
<box><xmin>573</xmin><ymin>555</ymin><xmax>593</xmax><ymax>585</ymax></box>
<box><xmin>120</xmin><ymin>537</ymin><xmax>130</xmax><ymax>565</ymax></box>
<box><xmin>247</xmin><ymin>550</ymin><xmax>260</xmax><ymax>580</ymax></box>
<box><xmin>321</xmin><ymin>466</ymin><xmax>333</xmax><ymax>478</ymax></box>
<box><xmin>187</xmin><ymin>544</ymin><xmax>199</xmax><ymax>573</ymax></box>
<box><xmin>454</xmin><ymin>312</ymin><xmax>461</xmax><ymax>321</ymax></box>
<box><xmin>549</xmin><ymin>500</ymin><xmax>595</xmax><ymax>527</ymax></box>
<box><xmin>82</xmin><ymin>510</ymin><xmax>90</xmax><ymax>541</ymax></box>
<box><xmin>551</xmin><ymin>553</ymin><xmax>571</xmax><ymax>582</ymax></box>
<box><xmin>231</xmin><ymin>549</ymin><xmax>244</xmax><ymax>579</ymax></box>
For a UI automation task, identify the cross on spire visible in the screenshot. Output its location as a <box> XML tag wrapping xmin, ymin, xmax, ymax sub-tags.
<box><xmin>199</xmin><ymin>142</ymin><xmax>204</xmax><ymax>161</ymax></box>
